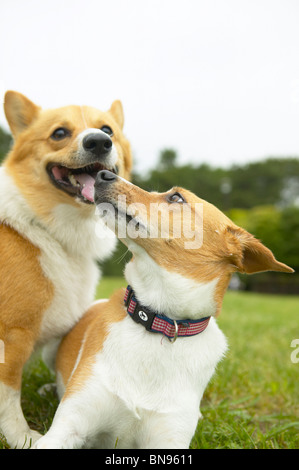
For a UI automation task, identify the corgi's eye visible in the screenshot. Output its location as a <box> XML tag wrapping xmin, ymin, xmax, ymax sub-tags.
<box><xmin>101</xmin><ymin>125</ymin><xmax>114</xmax><ymax>137</ymax></box>
<box><xmin>51</xmin><ymin>128</ymin><xmax>70</xmax><ymax>140</ymax></box>
<box><xmin>167</xmin><ymin>192</ymin><xmax>185</xmax><ymax>204</ymax></box>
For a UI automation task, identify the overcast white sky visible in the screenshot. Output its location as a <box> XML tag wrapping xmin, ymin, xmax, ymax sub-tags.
<box><xmin>1</xmin><ymin>0</ymin><xmax>299</xmax><ymax>173</ymax></box>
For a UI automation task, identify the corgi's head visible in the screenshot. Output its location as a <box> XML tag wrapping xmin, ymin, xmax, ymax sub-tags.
<box><xmin>94</xmin><ymin>171</ymin><xmax>293</xmax><ymax>317</ymax></box>
<box><xmin>3</xmin><ymin>91</ymin><xmax>132</xmax><ymax>217</ymax></box>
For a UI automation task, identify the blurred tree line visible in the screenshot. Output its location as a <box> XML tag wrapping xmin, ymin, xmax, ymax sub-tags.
<box><xmin>1</xmin><ymin>129</ymin><xmax>298</xmax><ymax>293</ymax></box>
<box><xmin>133</xmin><ymin>149</ymin><xmax>299</xmax><ymax>211</ymax></box>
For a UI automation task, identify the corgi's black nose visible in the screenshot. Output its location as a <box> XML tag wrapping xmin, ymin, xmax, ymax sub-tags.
<box><xmin>83</xmin><ymin>133</ymin><xmax>112</xmax><ymax>156</ymax></box>
<box><xmin>96</xmin><ymin>170</ymin><xmax>117</xmax><ymax>183</ymax></box>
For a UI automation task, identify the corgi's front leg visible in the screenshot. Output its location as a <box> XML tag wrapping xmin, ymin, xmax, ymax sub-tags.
<box><xmin>0</xmin><ymin>383</ymin><xmax>41</xmax><ymax>448</ymax></box>
<box><xmin>0</xmin><ymin>328</ymin><xmax>40</xmax><ymax>449</ymax></box>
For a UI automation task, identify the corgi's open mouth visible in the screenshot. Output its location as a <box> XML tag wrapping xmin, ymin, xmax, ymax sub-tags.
<box><xmin>47</xmin><ymin>162</ymin><xmax>118</xmax><ymax>204</ymax></box>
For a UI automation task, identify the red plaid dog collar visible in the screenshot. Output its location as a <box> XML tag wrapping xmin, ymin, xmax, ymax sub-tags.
<box><xmin>124</xmin><ymin>285</ymin><xmax>210</xmax><ymax>343</ymax></box>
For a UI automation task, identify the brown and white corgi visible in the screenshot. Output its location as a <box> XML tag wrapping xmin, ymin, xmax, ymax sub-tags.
<box><xmin>34</xmin><ymin>171</ymin><xmax>293</xmax><ymax>449</ymax></box>
<box><xmin>0</xmin><ymin>92</ymin><xmax>132</xmax><ymax>448</ymax></box>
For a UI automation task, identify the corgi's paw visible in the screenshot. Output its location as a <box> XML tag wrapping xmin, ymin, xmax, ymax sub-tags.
<box><xmin>12</xmin><ymin>429</ymin><xmax>42</xmax><ymax>449</ymax></box>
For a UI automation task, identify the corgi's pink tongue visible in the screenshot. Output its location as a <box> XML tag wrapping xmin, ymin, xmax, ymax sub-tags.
<box><xmin>74</xmin><ymin>173</ymin><xmax>95</xmax><ymax>202</ymax></box>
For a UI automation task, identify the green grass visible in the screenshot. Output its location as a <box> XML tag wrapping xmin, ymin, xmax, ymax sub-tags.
<box><xmin>96</xmin><ymin>276</ymin><xmax>127</xmax><ymax>298</ymax></box>
<box><xmin>192</xmin><ymin>291</ymin><xmax>299</xmax><ymax>449</ymax></box>
<box><xmin>1</xmin><ymin>280</ymin><xmax>298</xmax><ymax>449</ymax></box>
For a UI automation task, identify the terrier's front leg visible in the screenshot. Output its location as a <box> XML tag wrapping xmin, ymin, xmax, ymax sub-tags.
<box><xmin>33</xmin><ymin>383</ymin><xmax>114</xmax><ymax>449</ymax></box>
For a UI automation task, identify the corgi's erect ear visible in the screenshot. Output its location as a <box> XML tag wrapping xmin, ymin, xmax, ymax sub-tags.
<box><xmin>4</xmin><ymin>91</ymin><xmax>40</xmax><ymax>137</ymax></box>
<box><xmin>225</xmin><ymin>226</ymin><xmax>294</xmax><ymax>274</ymax></box>
<box><xmin>109</xmin><ymin>100</ymin><xmax>124</xmax><ymax>130</ymax></box>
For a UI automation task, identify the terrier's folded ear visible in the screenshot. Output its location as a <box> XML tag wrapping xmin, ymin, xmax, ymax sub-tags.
<box><xmin>224</xmin><ymin>226</ymin><xmax>294</xmax><ymax>274</ymax></box>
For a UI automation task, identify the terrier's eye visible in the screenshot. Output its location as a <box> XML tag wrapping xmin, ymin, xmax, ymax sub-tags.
<box><xmin>101</xmin><ymin>125</ymin><xmax>114</xmax><ymax>137</ymax></box>
<box><xmin>167</xmin><ymin>192</ymin><xmax>185</xmax><ymax>203</ymax></box>
<box><xmin>51</xmin><ymin>128</ymin><xmax>70</xmax><ymax>140</ymax></box>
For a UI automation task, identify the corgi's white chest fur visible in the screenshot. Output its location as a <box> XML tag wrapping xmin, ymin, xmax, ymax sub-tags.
<box><xmin>38</xmin><ymin>243</ymin><xmax>100</xmax><ymax>344</ymax></box>
<box><xmin>0</xmin><ymin>167</ymin><xmax>116</xmax><ymax>344</ymax></box>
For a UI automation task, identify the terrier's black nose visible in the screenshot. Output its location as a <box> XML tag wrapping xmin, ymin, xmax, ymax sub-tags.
<box><xmin>83</xmin><ymin>133</ymin><xmax>112</xmax><ymax>157</ymax></box>
<box><xmin>96</xmin><ymin>170</ymin><xmax>117</xmax><ymax>183</ymax></box>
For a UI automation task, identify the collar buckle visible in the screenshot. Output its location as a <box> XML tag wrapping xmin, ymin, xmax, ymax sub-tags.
<box><xmin>168</xmin><ymin>320</ymin><xmax>178</xmax><ymax>343</ymax></box>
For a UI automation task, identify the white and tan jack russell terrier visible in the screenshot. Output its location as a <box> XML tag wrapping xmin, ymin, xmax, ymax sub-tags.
<box><xmin>34</xmin><ymin>170</ymin><xmax>293</xmax><ymax>449</ymax></box>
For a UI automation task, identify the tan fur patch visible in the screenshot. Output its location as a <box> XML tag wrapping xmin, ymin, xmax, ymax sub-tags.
<box><xmin>57</xmin><ymin>289</ymin><xmax>126</xmax><ymax>398</ymax></box>
<box><xmin>0</xmin><ymin>223</ymin><xmax>54</xmax><ymax>388</ymax></box>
